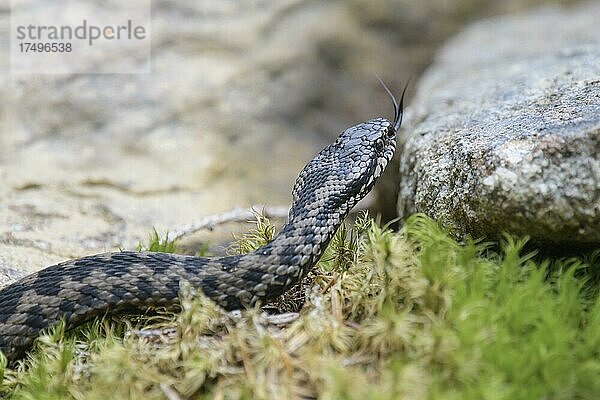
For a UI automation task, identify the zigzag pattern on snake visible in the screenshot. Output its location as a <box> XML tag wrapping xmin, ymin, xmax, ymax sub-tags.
<box><xmin>0</xmin><ymin>82</ymin><xmax>406</xmax><ymax>363</ymax></box>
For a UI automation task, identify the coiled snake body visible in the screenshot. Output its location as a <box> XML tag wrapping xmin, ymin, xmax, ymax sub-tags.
<box><xmin>0</xmin><ymin>85</ymin><xmax>405</xmax><ymax>363</ymax></box>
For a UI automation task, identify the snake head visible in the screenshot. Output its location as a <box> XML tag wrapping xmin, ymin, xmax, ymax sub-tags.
<box><xmin>331</xmin><ymin>80</ymin><xmax>408</xmax><ymax>203</ymax></box>
<box><xmin>290</xmin><ymin>81</ymin><xmax>407</xmax><ymax>219</ymax></box>
<box><xmin>333</xmin><ymin>117</ymin><xmax>397</xmax><ymax>199</ymax></box>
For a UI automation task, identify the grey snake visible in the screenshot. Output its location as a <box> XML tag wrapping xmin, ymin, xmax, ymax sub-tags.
<box><xmin>0</xmin><ymin>82</ymin><xmax>406</xmax><ymax>363</ymax></box>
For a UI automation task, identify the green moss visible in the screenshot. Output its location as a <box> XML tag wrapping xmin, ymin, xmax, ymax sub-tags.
<box><xmin>1</xmin><ymin>214</ymin><xmax>598</xmax><ymax>399</ymax></box>
<box><xmin>136</xmin><ymin>228</ymin><xmax>178</xmax><ymax>254</ymax></box>
<box><xmin>228</xmin><ymin>210</ymin><xmax>276</xmax><ymax>255</ymax></box>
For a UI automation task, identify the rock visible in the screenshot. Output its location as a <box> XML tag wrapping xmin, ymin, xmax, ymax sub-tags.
<box><xmin>398</xmin><ymin>2</ymin><xmax>600</xmax><ymax>245</ymax></box>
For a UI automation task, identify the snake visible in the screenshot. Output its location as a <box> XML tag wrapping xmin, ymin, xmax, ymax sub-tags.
<box><xmin>0</xmin><ymin>82</ymin><xmax>406</xmax><ymax>363</ymax></box>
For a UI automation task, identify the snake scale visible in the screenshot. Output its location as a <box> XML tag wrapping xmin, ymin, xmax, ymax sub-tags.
<box><xmin>0</xmin><ymin>82</ymin><xmax>406</xmax><ymax>363</ymax></box>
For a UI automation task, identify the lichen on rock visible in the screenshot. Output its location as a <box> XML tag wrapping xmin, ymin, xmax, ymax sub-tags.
<box><xmin>398</xmin><ymin>2</ymin><xmax>600</xmax><ymax>245</ymax></box>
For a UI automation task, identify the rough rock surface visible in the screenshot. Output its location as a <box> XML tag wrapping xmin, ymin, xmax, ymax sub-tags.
<box><xmin>398</xmin><ymin>2</ymin><xmax>600</xmax><ymax>245</ymax></box>
<box><xmin>0</xmin><ymin>0</ymin><xmax>580</xmax><ymax>284</ymax></box>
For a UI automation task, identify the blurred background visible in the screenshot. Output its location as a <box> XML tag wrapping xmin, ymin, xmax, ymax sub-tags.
<box><xmin>0</xmin><ymin>0</ymin><xmax>583</xmax><ymax>274</ymax></box>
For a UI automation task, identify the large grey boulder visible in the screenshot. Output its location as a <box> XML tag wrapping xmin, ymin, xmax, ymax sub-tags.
<box><xmin>398</xmin><ymin>2</ymin><xmax>600</xmax><ymax>245</ymax></box>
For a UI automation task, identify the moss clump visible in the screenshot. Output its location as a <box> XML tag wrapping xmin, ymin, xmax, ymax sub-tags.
<box><xmin>136</xmin><ymin>228</ymin><xmax>178</xmax><ymax>254</ymax></box>
<box><xmin>1</xmin><ymin>214</ymin><xmax>598</xmax><ymax>399</ymax></box>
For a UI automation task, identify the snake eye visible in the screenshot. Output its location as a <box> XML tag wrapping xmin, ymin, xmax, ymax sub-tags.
<box><xmin>386</xmin><ymin>126</ymin><xmax>396</xmax><ymax>138</ymax></box>
<box><xmin>375</xmin><ymin>138</ymin><xmax>384</xmax><ymax>151</ymax></box>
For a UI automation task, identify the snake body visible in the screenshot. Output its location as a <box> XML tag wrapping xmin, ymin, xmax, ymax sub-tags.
<box><xmin>0</xmin><ymin>86</ymin><xmax>405</xmax><ymax>363</ymax></box>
